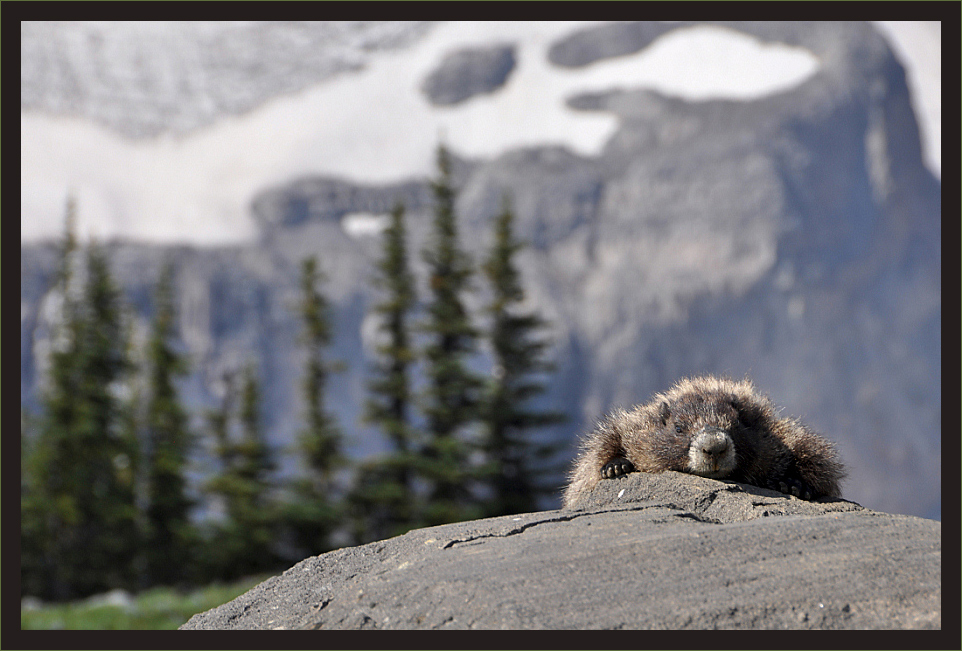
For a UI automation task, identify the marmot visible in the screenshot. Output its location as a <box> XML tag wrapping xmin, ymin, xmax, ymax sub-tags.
<box><xmin>563</xmin><ymin>375</ymin><xmax>845</xmax><ymax>507</ymax></box>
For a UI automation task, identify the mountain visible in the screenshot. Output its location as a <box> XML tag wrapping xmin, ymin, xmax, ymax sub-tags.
<box><xmin>20</xmin><ymin>21</ymin><xmax>435</xmax><ymax>140</ymax></box>
<box><xmin>20</xmin><ymin>21</ymin><xmax>941</xmax><ymax>519</ymax></box>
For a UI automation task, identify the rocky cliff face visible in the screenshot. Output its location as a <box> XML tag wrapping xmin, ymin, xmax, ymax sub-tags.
<box><xmin>421</xmin><ymin>43</ymin><xmax>516</xmax><ymax>106</ymax></box>
<box><xmin>20</xmin><ymin>22</ymin><xmax>940</xmax><ymax>519</ymax></box>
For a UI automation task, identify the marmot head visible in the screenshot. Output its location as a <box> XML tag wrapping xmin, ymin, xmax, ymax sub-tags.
<box><xmin>645</xmin><ymin>377</ymin><xmax>770</xmax><ymax>479</ymax></box>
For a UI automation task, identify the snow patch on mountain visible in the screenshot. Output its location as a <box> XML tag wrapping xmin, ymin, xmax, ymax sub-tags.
<box><xmin>872</xmin><ymin>21</ymin><xmax>941</xmax><ymax>179</ymax></box>
<box><xmin>342</xmin><ymin>212</ymin><xmax>390</xmax><ymax>238</ymax></box>
<box><xmin>22</xmin><ymin>21</ymin><xmax>824</xmax><ymax>246</ymax></box>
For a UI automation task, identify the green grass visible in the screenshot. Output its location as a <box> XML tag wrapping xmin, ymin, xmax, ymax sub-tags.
<box><xmin>20</xmin><ymin>574</ymin><xmax>273</xmax><ymax>630</ymax></box>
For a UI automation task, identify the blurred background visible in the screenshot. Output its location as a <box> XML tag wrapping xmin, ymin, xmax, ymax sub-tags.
<box><xmin>20</xmin><ymin>20</ymin><xmax>940</xmax><ymax>618</ymax></box>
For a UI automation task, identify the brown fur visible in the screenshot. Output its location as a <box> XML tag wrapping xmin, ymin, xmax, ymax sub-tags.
<box><xmin>563</xmin><ymin>375</ymin><xmax>845</xmax><ymax>507</ymax></box>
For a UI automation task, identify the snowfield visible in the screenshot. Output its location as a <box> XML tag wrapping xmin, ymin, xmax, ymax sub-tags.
<box><xmin>20</xmin><ymin>21</ymin><xmax>939</xmax><ymax>246</ymax></box>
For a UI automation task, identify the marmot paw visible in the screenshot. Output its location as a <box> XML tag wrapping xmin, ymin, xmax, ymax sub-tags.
<box><xmin>601</xmin><ymin>457</ymin><xmax>635</xmax><ymax>479</ymax></box>
<box><xmin>776</xmin><ymin>478</ymin><xmax>813</xmax><ymax>501</ymax></box>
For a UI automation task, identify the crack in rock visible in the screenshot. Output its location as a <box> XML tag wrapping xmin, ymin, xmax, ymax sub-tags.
<box><xmin>440</xmin><ymin>512</ymin><xmax>585</xmax><ymax>548</ymax></box>
<box><xmin>440</xmin><ymin>502</ymin><xmax>715</xmax><ymax>549</ymax></box>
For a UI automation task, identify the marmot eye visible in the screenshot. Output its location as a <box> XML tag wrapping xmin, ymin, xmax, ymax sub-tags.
<box><xmin>674</xmin><ymin>425</ymin><xmax>684</xmax><ymax>434</ymax></box>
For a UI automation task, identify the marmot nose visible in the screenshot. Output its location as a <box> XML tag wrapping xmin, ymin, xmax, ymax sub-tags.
<box><xmin>699</xmin><ymin>429</ymin><xmax>730</xmax><ymax>458</ymax></box>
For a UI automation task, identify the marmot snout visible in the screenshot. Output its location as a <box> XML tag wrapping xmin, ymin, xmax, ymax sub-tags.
<box><xmin>688</xmin><ymin>427</ymin><xmax>735</xmax><ymax>478</ymax></box>
<box><xmin>563</xmin><ymin>375</ymin><xmax>845</xmax><ymax>508</ymax></box>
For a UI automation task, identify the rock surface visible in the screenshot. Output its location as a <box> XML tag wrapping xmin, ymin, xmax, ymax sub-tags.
<box><xmin>179</xmin><ymin>472</ymin><xmax>941</xmax><ymax>630</ymax></box>
<box><xmin>547</xmin><ymin>20</ymin><xmax>678</xmax><ymax>68</ymax></box>
<box><xmin>420</xmin><ymin>43</ymin><xmax>517</xmax><ymax>106</ymax></box>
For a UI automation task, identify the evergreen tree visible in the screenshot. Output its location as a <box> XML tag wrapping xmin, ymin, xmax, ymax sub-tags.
<box><xmin>21</xmin><ymin>199</ymin><xmax>80</xmax><ymax>598</ymax></box>
<box><xmin>236</xmin><ymin>364</ymin><xmax>279</xmax><ymax>572</ymax></box>
<box><xmin>237</xmin><ymin>364</ymin><xmax>275</xmax><ymax>510</ymax></box>
<box><xmin>69</xmin><ymin>242</ymin><xmax>141</xmax><ymax>594</ymax></box>
<box><xmin>207</xmin><ymin>374</ymin><xmax>237</xmax><ymax>477</ymax></box>
<box><xmin>21</xmin><ymin>408</ymin><xmax>47</xmax><ymax>598</ymax></box>
<box><xmin>203</xmin><ymin>365</ymin><xmax>279</xmax><ymax>579</ymax></box>
<box><xmin>26</xmin><ymin>212</ymin><xmax>140</xmax><ymax>598</ymax></box>
<box><xmin>141</xmin><ymin>262</ymin><xmax>196</xmax><ymax>586</ymax></box>
<box><xmin>21</xmin><ymin>409</ymin><xmax>34</xmax><ymax>495</ymax></box>
<box><xmin>199</xmin><ymin>375</ymin><xmax>238</xmax><ymax>581</ymax></box>
<box><xmin>349</xmin><ymin>203</ymin><xmax>422</xmax><ymax>543</ymax></box>
<box><xmin>282</xmin><ymin>257</ymin><xmax>344</xmax><ymax>557</ymax></box>
<box><xmin>419</xmin><ymin>145</ymin><xmax>485</xmax><ymax>526</ymax></box>
<box><xmin>116</xmin><ymin>334</ymin><xmax>146</xmax><ymax>587</ymax></box>
<box><xmin>481</xmin><ymin>196</ymin><xmax>567</xmax><ymax>517</ymax></box>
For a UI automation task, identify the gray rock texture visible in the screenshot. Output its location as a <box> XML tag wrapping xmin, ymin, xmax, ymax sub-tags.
<box><xmin>548</xmin><ymin>21</ymin><xmax>678</xmax><ymax>68</ymax></box>
<box><xmin>179</xmin><ymin>472</ymin><xmax>941</xmax><ymax>630</ymax></box>
<box><xmin>421</xmin><ymin>43</ymin><xmax>517</xmax><ymax>106</ymax></box>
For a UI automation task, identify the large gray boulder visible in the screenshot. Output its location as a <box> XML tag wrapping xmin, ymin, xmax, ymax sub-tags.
<box><xmin>179</xmin><ymin>472</ymin><xmax>940</xmax><ymax>630</ymax></box>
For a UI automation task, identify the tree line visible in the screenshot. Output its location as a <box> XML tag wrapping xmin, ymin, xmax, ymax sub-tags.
<box><xmin>20</xmin><ymin>145</ymin><xmax>566</xmax><ymax>601</ymax></box>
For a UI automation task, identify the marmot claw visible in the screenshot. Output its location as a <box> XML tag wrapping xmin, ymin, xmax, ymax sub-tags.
<box><xmin>601</xmin><ymin>457</ymin><xmax>635</xmax><ymax>479</ymax></box>
<box><xmin>777</xmin><ymin>478</ymin><xmax>812</xmax><ymax>500</ymax></box>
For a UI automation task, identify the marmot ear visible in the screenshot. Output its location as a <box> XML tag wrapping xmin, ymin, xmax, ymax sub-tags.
<box><xmin>658</xmin><ymin>401</ymin><xmax>671</xmax><ymax>424</ymax></box>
